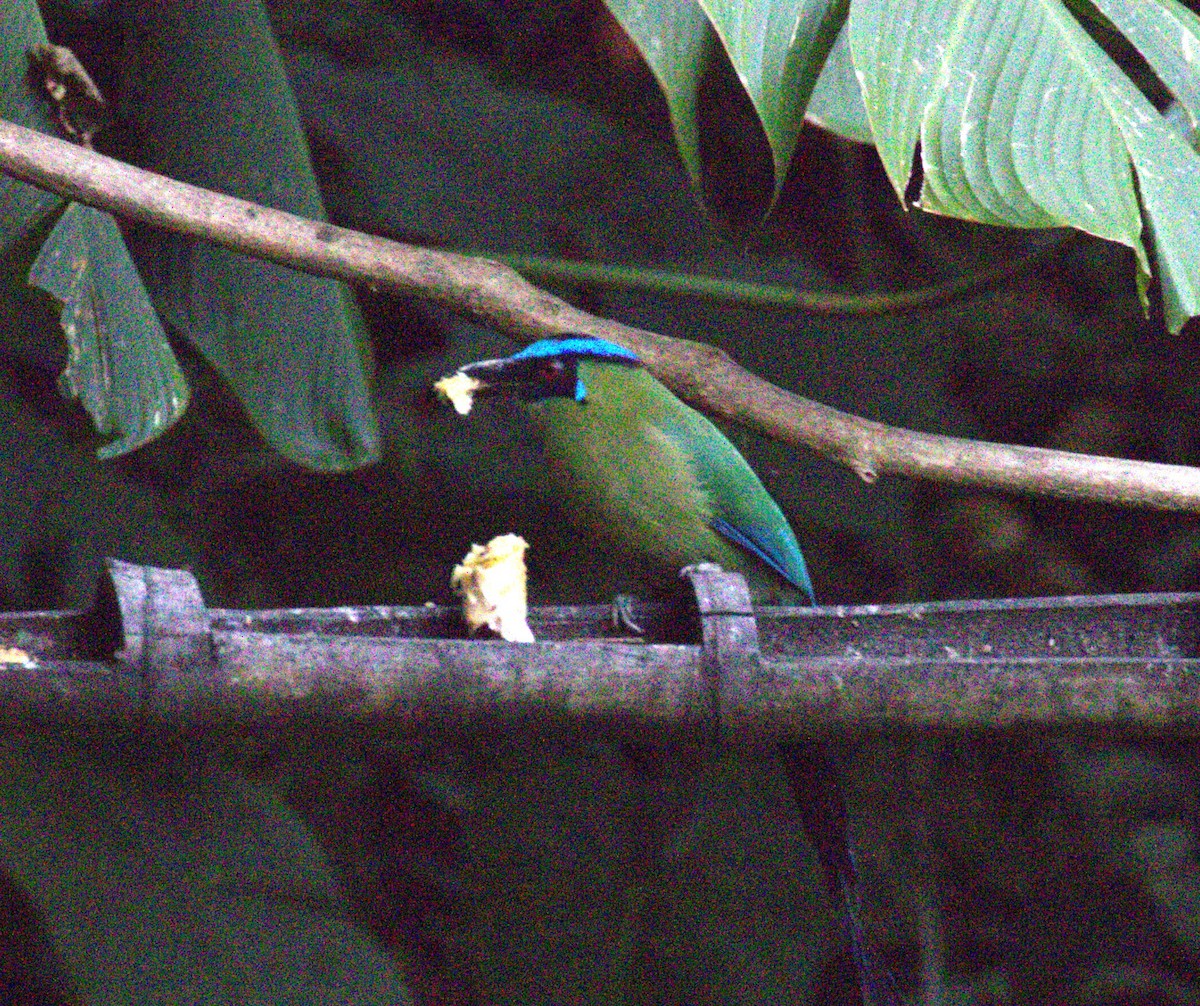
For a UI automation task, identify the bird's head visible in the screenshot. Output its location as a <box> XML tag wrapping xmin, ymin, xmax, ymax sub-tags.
<box><xmin>435</xmin><ymin>336</ymin><xmax>641</xmax><ymax>415</ymax></box>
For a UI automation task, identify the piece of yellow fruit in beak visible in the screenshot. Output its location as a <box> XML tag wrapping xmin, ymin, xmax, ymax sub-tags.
<box><xmin>434</xmin><ymin>370</ymin><xmax>485</xmax><ymax>415</ymax></box>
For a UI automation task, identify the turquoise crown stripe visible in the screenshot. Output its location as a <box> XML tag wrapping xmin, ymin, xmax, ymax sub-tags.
<box><xmin>513</xmin><ymin>337</ymin><xmax>641</xmax><ymax>365</ymax></box>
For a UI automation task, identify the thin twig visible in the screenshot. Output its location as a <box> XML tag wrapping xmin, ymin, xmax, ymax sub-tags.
<box><xmin>494</xmin><ymin>238</ymin><xmax>1071</xmax><ymax>315</ymax></box>
<box><xmin>2</xmin><ymin>118</ymin><xmax>1199</xmax><ymax>513</ymax></box>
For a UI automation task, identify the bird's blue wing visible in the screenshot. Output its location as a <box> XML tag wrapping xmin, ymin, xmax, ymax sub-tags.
<box><xmin>711</xmin><ymin>517</ymin><xmax>814</xmax><ymax>602</ymax></box>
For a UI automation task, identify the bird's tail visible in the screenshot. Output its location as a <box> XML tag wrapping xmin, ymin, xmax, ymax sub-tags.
<box><xmin>837</xmin><ymin>868</ymin><xmax>900</xmax><ymax>1006</ymax></box>
<box><xmin>780</xmin><ymin>741</ymin><xmax>898</xmax><ymax>1006</ymax></box>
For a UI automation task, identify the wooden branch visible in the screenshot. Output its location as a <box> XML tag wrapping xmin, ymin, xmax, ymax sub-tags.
<box><xmin>2</xmin><ymin>118</ymin><xmax>1198</xmax><ymax>512</ymax></box>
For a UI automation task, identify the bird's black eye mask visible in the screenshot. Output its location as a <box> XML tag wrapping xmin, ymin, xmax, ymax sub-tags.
<box><xmin>455</xmin><ymin>353</ymin><xmax>580</xmax><ymax>403</ymax></box>
<box><xmin>462</xmin><ymin>345</ymin><xmax>640</xmax><ymax>404</ymax></box>
<box><xmin>520</xmin><ymin>353</ymin><xmax>585</xmax><ymax>402</ymax></box>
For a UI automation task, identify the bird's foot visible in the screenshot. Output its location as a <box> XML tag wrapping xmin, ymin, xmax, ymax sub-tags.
<box><xmin>611</xmin><ymin>593</ymin><xmax>645</xmax><ymax>636</ymax></box>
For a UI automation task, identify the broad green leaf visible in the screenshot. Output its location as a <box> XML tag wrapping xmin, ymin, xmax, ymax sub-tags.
<box><xmin>1089</xmin><ymin>0</ymin><xmax>1200</xmax><ymax>325</ymax></box>
<box><xmin>805</xmin><ymin>20</ymin><xmax>873</xmax><ymax>144</ymax></box>
<box><xmin>697</xmin><ymin>0</ymin><xmax>850</xmax><ymax>200</ymax></box>
<box><xmin>119</xmin><ymin>0</ymin><xmax>379</xmax><ymax>471</ymax></box>
<box><xmin>1090</xmin><ymin>0</ymin><xmax>1200</xmax><ymax>130</ymax></box>
<box><xmin>851</xmin><ymin>0</ymin><xmax>1200</xmax><ymax>333</ymax></box>
<box><xmin>29</xmin><ymin>203</ymin><xmax>189</xmax><ymax>458</ymax></box>
<box><xmin>917</xmin><ymin>3</ymin><xmax>1145</xmax><ymax>237</ymax></box>
<box><xmin>850</xmin><ymin>0</ymin><xmax>976</xmax><ymax>204</ymax></box>
<box><xmin>3</xmin><ymin>2</ymin><xmax>190</xmax><ymax>455</ymax></box>
<box><xmin>0</xmin><ymin>0</ymin><xmax>65</xmax><ymax>252</ymax></box>
<box><xmin>0</xmin><ymin>736</ymin><xmax>412</xmax><ymax>1004</ymax></box>
<box><xmin>602</xmin><ymin>0</ymin><xmax>712</xmax><ymax>194</ymax></box>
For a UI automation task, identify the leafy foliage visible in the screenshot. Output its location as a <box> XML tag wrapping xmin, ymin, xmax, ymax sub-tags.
<box><xmin>3</xmin><ymin>1</ymin><xmax>1200</xmax><ymax>1004</ymax></box>
<box><xmin>698</xmin><ymin>0</ymin><xmax>848</xmax><ymax>203</ymax></box>
<box><xmin>29</xmin><ymin>202</ymin><xmax>189</xmax><ymax>458</ymax></box>
<box><xmin>115</xmin><ymin>0</ymin><xmax>379</xmax><ymax>471</ymax></box>
<box><xmin>0</xmin><ymin>1</ymin><xmax>62</xmax><ymax>251</ymax></box>
<box><xmin>2</xmin><ymin>0</ymin><xmax>188</xmax><ymax>459</ymax></box>
<box><xmin>606</xmin><ymin>0</ymin><xmax>1200</xmax><ymax>331</ymax></box>
<box><xmin>0</xmin><ymin>735</ymin><xmax>412</xmax><ymax>1004</ymax></box>
<box><xmin>603</xmin><ymin>0</ymin><xmax>712</xmax><ymax>193</ymax></box>
<box><xmin>5</xmin><ymin>0</ymin><xmax>378</xmax><ymax>469</ymax></box>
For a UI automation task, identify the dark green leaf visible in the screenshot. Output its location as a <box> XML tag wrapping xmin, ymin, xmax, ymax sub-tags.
<box><xmin>29</xmin><ymin>202</ymin><xmax>189</xmax><ymax>458</ymax></box>
<box><xmin>697</xmin><ymin>0</ymin><xmax>850</xmax><ymax>200</ymax></box>
<box><xmin>806</xmin><ymin>20</ymin><xmax>873</xmax><ymax>144</ymax></box>
<box><xmin>1090</xmin><ymin>0</ymin><xmax>1200</xmax><ymax>130</ymax></box>
<box><xmin>0</xmin><ymin>0</ymin><xmax>65</xmax><ymax>252</ymax></box>
<box><xmin>0</xmin><ymin>736</ymin><xmax>412</xmax><ymax>1004</ymax></box>
<box><xmin>850</xmin><ymin>0</ymin><xmax>1200</xmax><ymax>332</ymax></box>
<box><xmin>119</xmin><ymin>0</ymin><xmax>379</xmax><ymax>471</ymax></box>
<box><xmin>601</xmin><ymin>0</ymin><xmax>712</xmax><ymax>195</ymax></box>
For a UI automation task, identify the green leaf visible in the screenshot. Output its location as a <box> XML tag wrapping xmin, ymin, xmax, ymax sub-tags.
<box><xmin>119</xmin><ymin>0</ymin><xmax>379</xmax><ymax>471</ymax></box>
<box><xmin>0</xmin><ymin>0</ymin><xmax>65</xmax><ymax>252</ymax></box>
<box><xmin>28</xmin><ymin>203</ymin><xmax>189</xmax><ymax>459</ymax></box>
<box><xmin>696</xmin><ymin>0</ymin><xmax>850</xmax><ymax>201</ymax></box>
<box><xmin>917</xmin><ymin>3</ymin><xmax>1146</xmax><ymax>237</ymax></box>
<box><xmin>3</xmin><ymin>4</ymin><xmax>190</xmax><ymax>456</ymax></box>
<box><xmin>847</xmin><ymin>0</ymin><xmax>952</xmax><ymax>203</ymax></box>
<box><xmin>805</xmin><ymin>20</ymin><xmax>873</xmax><ymax>144</ymax></box>
<box><xmin>1090</xmin><ymin>0</ymin><xmax>1200</xmax><ymax>130</ymax></box>
<box><xmin>0</xmin><ymin>736</ymin><xmax>412</xmax><ymax>1005</ymax></box>
<box><xmin>851</xmin><ymin>0</ymin><xmax>1200</xmax><ymax>333</ymax></box>
<box><xmin>601</xmin><ymin>0</ymin><xmax>712</xmax><ymax>194</ymax></box>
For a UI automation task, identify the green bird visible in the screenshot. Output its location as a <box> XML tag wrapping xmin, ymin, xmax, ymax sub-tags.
<box><xmin>438</xmin><ymin>335</ymin><xmax>894</xmax><ymax>1006</ymax></box>
<box><xmin>436</xmin><ymin>335</ymin><xmax>814</xmax><ymax>605</ymax></box>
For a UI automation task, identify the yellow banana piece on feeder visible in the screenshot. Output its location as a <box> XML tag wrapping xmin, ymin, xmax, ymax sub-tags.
<box><xmin>450</xmin><ymin>533</ymin><xmax>535</xmax><ymax>642</ymax></box>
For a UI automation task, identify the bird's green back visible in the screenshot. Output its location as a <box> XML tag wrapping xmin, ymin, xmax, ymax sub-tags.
<box><xmin>524</xmin><ymin>360</ymin><xmax>813</xmax><ymax>602</ymax></box>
